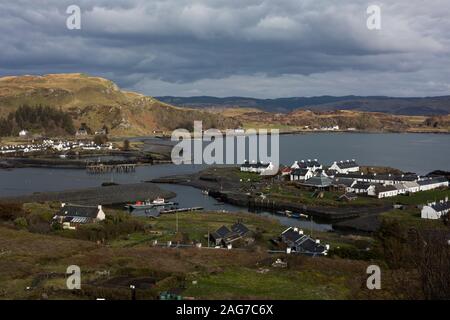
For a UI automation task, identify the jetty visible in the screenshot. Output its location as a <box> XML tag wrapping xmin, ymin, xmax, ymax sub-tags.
<box><xmin>86</xmin><ymin>163</ymin><xmax>136</xmax><ymax>174</ymax></box>
<box><xmin>160</xmin><ymin>207</ymin><xmax>204</xmax><ymax>214</ymax></box>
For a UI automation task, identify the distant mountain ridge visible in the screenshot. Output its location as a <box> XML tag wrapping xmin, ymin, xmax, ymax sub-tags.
<box><xmin>156</xmin><ymin>95</ymin><xmax>450</xmax><ymax>116</ymax></box>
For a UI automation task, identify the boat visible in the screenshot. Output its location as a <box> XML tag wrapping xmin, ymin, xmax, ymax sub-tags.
<box><xmin>201</xmin><ymin>190</ymin><xmax>209</xmax><ymax>195</ymax></box>
<box><xmin>276</xmin><ymin>210</ymin><xmax>292</xmax><ymax>216</ymax></box>
<box><xmin>126</xmin><ymin>197</ymin><xmax>177</xmax><ymax>210</ymax></box>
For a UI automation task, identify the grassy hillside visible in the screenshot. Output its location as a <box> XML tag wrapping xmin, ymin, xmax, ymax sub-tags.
<box><xmin>213</xmin><ymin>108</ymin><xmax>450</xmax><ymax>133</ymax></box>
<box><xmin>0</xmin><ymin>74</ymin><xmax>240</xmax><ymax>136</ymax></box>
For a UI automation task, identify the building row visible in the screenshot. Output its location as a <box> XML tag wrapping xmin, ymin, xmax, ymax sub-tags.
<box><xmin>0</xmin><ymin>139</ymin><xmax>114</xmax><ymax>154</ymax></box>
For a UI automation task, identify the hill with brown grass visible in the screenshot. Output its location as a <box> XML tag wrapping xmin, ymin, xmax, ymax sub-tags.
<box><xmin>215</xmin><ymin>108</ymin><xmax>450</xmax><ymax>133</ymax></box>
<box><xmin>0</xmin><ymin>74</ymin><xmax>240</xmax><ymax>136</ymax></box>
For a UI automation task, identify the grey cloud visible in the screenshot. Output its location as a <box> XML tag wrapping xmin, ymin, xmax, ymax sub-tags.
<box><xmin>0</xmin><ymin>0</ymin><xmax>449</xmax><ymax>98</ymax></box>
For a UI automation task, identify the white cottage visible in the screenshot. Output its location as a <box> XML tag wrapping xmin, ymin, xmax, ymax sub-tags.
<box><xmin>329</xmin><ymin>159</ymin><xmax>359</xmax><ymax>174</ymax></box>
<box><xmin>421</xmin><ymin>199</ymin><xmax>450</xmax><ymax>219</ymax></box>
<box><xmin>291</xmin><ymin>159</ymin><xmax>322</xmax><ymax>172</ymax></box>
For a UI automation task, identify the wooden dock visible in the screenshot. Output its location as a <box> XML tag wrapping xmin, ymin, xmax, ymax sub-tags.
<box><xmin>86</xmin><ymin>163</ymin><xmax>136</xmax><ymax>174</ymax></box>
<box><xmin>160</xmin><ymin>207</ymin><xmax>204</xmax><ymax>214</ymax></box>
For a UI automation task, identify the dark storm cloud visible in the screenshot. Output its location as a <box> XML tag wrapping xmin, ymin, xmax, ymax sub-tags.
<box><xmin>0</xmin><ymin>0</ymin><xmax>449</xmax><ymax>97</ymax></box>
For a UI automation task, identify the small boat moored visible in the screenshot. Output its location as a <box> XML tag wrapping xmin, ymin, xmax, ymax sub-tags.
<box><xmin>126</xmin><ymin>197</ymin><xmax>177</xmax><ymax>210</ymax></box>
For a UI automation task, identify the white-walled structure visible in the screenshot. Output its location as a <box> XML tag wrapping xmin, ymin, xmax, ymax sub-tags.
<box><xmin>290</xmin><ymin>168</ymin><xmax>314</xmax><ymax>181</ymax></box>
<box><xmin>421</xmin><ymin>199</ymin><xmax>450</xmax><ymax>219</ymax></box>
<box><xmin>418</xmin><ymin>177</ymin><xmax>449</xmax><ymax>191</ymax></box>
<box><xmin>329</xmin><ymin>159</ymin><xmax>359</xmax><ymax>174</ymax></box>
<box><xmin>291</xmin><ymin>159</ymin><xmax>322</xmax><ymax>172</ymax></box>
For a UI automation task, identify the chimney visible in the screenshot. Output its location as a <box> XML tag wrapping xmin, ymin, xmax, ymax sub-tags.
<box><xmin>293</xmin><ymin>227</ymin><xmax>298</xmax><ymax>232</ymax></box>
<box><xmin>299</xmin><ymin>230</ymin><xmax>304</xmax><ymax>235</ymax></box>
<box><xmin>325</xmin><ymin>244</ymin><xmax>330</xmax><ymax>250</ymax></box>
<box><xmin>98</xmin><ymin>205</ymin><xmax>102</xmax><ymax>211</ymax></box>
<box><xmin>286</xmin><ymin>247</ymin><xmax>292</xmax><ymax>254</ymax></box>
<box><xmin>315</xmin><ymin>239</ymin><xmax>321</xmax><ymax>244</ymax></box>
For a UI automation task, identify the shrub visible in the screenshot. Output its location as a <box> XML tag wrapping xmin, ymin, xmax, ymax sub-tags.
<box><xmin>0</xmin><ymin>203</ymin><xmax>26</xmax><ymax>221</ymax></box>
<box><xmin>14</xmin><ymin>217</ymin><xmax>28</xmax><ymax>229</ymax></box>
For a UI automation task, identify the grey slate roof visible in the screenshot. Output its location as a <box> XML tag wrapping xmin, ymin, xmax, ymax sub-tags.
<box><xmin>292</xmin><ymin>168</ymin><xmax>310</xmax><ymax>176</ymax></box>
<box><xmin>376</xmin><ymin>185</ymin><xmax>397</xmax><ymax>193</ymax></box>
<box><xmin>352</xmin><ymin>182</ymin><xmax>373</xmax><ymax>190</ymax></box>
<box><xmin>303</xmin><ymin>175</ymin><xmax>332</xmax><ymax>187</ymax></box>
<box><xmin>332</xmin><ymin>177</ymin><xmax>355</xmax><ymax>187</ymax></box>
<box><xmin>335</xmin><ymin>172</ymin><xmax>419</xmax><ymax>182</ymax></box>
<box><xmin>231</xmin><ymin>222</ymin><xmax>250</xmax><ymax>236</ymax></box>
<box><xmin>296</xmin><ymin>160</ymin><xmax>321</xmax><ymax>168</ymax></box>
<box><xmin>213</xmin><ymin>225</ymin><xmax>231</xmax><ymax>238</ymax></box>
<box><xmin>335</xmin><ymin>160</ymin><xmax>359</xmax><ymax>169</ymax></box>
<box><xmin>418</xmin><ymin>176</ymin><xmax>448</xmax><ymax>186</ymax></box>
<box><xmin>297</xmin><ymin>237</ymin><xmax>327</xmax><ymax>254</ymax></box>
<box><xmin>431</xmin><ymin>201</ymin><xmax>450</xmax><ymax>212</ymax></box>
<box><xmin>58</xmin><ymin>205</ymin><xmax>99</xmax><ymax>218</ymax></box>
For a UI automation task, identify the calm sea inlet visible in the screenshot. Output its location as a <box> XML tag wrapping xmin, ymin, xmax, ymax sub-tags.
<box><xmin>1</xmin><ymin>133</ymin><xmax>449</xmax><ymax>231</ymax></box>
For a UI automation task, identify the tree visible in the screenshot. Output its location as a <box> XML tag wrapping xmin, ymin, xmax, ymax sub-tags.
<box><xmin>94</xmin><ymin>134</ymin><xmax>108</xmax><ymax>145</ymax></box>
<box><xmin>123</xmin><ymin>139</ymin><xmax>131</xmax><ymax>151</ymax></box>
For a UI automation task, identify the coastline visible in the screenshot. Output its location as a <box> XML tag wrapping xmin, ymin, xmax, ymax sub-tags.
<box><xmin>0</xmin><ymin>182</ymin><xmax>175</xmax><ymax>206</ymax></box>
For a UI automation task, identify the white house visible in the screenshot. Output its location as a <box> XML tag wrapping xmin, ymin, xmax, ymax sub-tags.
<box><xmin>421</xmin><ymin>199</ymin><xmax>450</xmax><ymax>219</ymax></box>
<box><xmin>350</xmin><ymin>182</ymin><xmax>376</xmax><ymax>195</ymax></box>
<box><xmin>240</xmin><ymin>161</ymin><xmax>277</xmax><ymax>175</ymax></box>
<box><xmin>53</xmin><ymin>203</ymin><xmax>106</xmax><ymax>229</ymax></box>
<box><xmin>394</xmin><ymin>181</ymin><xmax>420</xmax><ymax>194</ymax></box>
<box><xmin>335</xmin><ymin>172</ymin><xmax>419</xmax><ymax>185</ymax></box>
<box><xmin>290</xmin><ymin>168</ymin><xmax>314</xmax><ymax>181</ymax></box>
<box><xmin>291</xmin><ymin>159</ymin><xmax>322</xmax><ymax>172</ymax></box>
<box><xmin>19</xmin><ymin>130</ymin><xmax>29</xmax><ymax>137</ymax></box>
<box><xmin>329</xmin><ymin>159</ymin><xmax>359</xmax><ymax>174</ymax></box>
<box><xmin>375</xmin><ymin>185</ymin><xmax>399</xmax><ymax>198</ymax></box>
<box><xmin>418</xmin><ymin>177</ymin><xmax>449</xmax><ymax>191</ymax></box>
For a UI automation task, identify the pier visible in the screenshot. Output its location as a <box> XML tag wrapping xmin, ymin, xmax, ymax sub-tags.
<box><xmin>160</xmin><ymin>207</ymin><xmax>204</xmax><ymax>214</ymax></box>
<box><xmin>86</xmin><ymin>163</ymin><xmax>136</xmax><ymax>174</ymax></box>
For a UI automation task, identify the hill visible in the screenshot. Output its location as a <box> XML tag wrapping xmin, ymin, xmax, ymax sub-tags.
<box><xmin>214</xmin><ymin>108</ymin><xmax>450</xmax><ymax>133</ymax></box>
<box><xmin>156</xmin><ymin>95</ymin><xmax>450</xmax><ymax>115</ymax></box>
<box><xmin>0</xmin><ymin>74</ymin><xmax>239</xmax><ymax>136</ymax></box>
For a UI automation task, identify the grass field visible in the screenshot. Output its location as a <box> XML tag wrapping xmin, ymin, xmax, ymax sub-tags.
<box><xmin>0</xmin><ymin>204</ymin><xmax>385</xmax><ymax>300</ymax></box>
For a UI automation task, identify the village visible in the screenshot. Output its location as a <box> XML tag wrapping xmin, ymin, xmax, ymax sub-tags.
<box><xmin>0</xmin><ymin>125</ymin><xmax>115</xmax><ymax>155</ymax></box>
<box><xmin>240</xmin><ymin>158</ymin><xmax>450</xmax><ymax>220</ymax></box>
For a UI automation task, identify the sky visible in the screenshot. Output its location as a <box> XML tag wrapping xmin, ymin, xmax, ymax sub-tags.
<box><xmin>1</xmin><ymin>0</ymin><xmax>450</xmax><ymax>98</ymax></box>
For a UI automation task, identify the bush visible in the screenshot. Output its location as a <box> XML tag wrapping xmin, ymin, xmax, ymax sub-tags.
<box><xmin>0</xmin><ymin>203</ymin><xmax>26</xmax><ymax>221</ymax></box>
<box><xmin>328</xmin><ymin>246</ymin><xmax>379</xmax><ymax>261</ymax></box>
<box><xmin>14</xmin><ymin>217</ymin><xmax>28</xmax><ymax>229</ymax></box>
